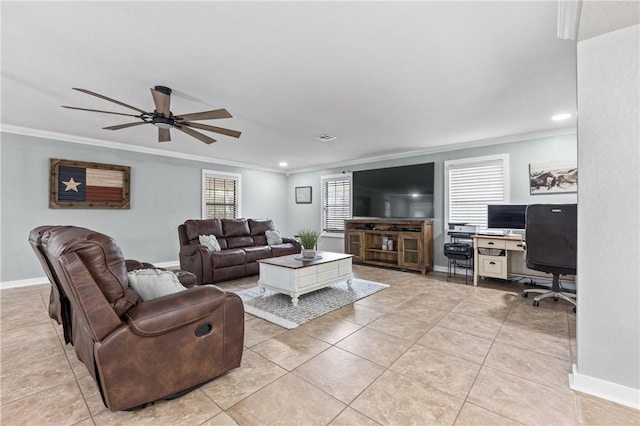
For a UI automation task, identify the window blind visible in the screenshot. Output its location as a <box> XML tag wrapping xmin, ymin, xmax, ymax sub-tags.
<box><xmin>447</xmin><ymin>158</ymin><xmax>506</xmax><ymax>227</ymax></box>
<box><xmin>322</xmin><ymin>177</ymin><xmax>351</xmax><ymax>233</ymax></box>
<box><xmin>204</xmin><ymin>175</ymin><xmax>238</xmax><ymax>219</ymax></box>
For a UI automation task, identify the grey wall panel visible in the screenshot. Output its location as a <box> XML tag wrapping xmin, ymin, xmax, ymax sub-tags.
<box><xmin>0</xmin><ymin>133</ymin><xmax>287</xmax><ymax>282</ymax></box>
<box><xmin>576</xmin><ymin>23</ymin><xmax>639</xmax><ymax>393</ymax></box>
<box><xmin>1</xmin><ymin>131</ymin><xmax>578</xmax><ymax>283</ymax></box>
<box><xmin>287</xmin><ymin>134</ymin><xmax>578</xmax><ymax>268</ymax></box>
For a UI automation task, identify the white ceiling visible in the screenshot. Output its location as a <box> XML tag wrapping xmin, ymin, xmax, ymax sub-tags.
<box><xmin>1</xmin><ymin>1</ymin><xmax>578</xmax><ymax>173</ymax></box>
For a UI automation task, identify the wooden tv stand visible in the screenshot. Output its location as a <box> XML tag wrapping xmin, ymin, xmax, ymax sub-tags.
<box><xmin>344</xmin><ymin>219</ymin><xmax>433</xmax><ymax>274</ymax></box>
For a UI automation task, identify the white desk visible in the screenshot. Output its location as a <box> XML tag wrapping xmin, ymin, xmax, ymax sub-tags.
<box><xmin>472</xmin><ymin>235</ymin><xmax>526</xmax><ymax>286</ymax></box>
<box><xmin>472</xmin><ymin>234</ymin><xmax>576</xmax><ymax>287</ymax></box>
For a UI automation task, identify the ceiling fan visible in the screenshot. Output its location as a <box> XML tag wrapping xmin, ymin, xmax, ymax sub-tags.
<box><xmin>62</xmin><ymin>86</ymin><xmax>241</xmax><ymax>144</ymax></box>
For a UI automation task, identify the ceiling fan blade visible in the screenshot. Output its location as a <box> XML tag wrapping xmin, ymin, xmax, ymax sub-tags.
<box><xmin>180</xmin><ymin>121</ymin><xmax>241</xmax><ymax>138</ymax></box>
<box><xmin>176</xmin><ymin>125</ymin><xmax>217</xmax><ymax>144</ymax></box>
<box><xmin>158</xmin><ymin>128</ymin><xmax>171</xmax><ymax>142</ymax></box>
<box><xmin>103</xmin><ymin>121</ymin><xmax>149</xmax><ymax>130</ymax></box>
<box><xmin>72</xmin><ymin>88</ymin><xmax>148</xmax><ymax>114</ymax></box>
<box><xmin>150</xmin><ymin>88</ymin><xmax>171</xmax><ymax>117</ymax></box>
<box><xmin>174</xmin><ymin>108</ymin><xmax>232</xmax><ymax>121</ymax></box>
<box><xmin>62</xmin><ymin>105</ymin><xmax>142</xmax><ymax>118</ymax></box>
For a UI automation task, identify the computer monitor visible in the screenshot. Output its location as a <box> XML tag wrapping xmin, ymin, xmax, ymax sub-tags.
<box><xmin>487</xmin><ymin>204</ymin><xmax>527</xmax><ymax>232</ymax></box>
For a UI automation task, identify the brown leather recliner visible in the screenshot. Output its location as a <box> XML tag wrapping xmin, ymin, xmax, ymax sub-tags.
<box><xmin>29</xmin><ymin>226</ymin><xmax>199</xmax><ymax>346</ymax></box>
<box><xmin>31</xmin><ymin>226</ymin><xmax>244</xmax><ymax>411</ymax></box>
<box><xmin>29</xmin><ymin>226</ymin><xmax>74</xmax><ymax>343</ymax></box>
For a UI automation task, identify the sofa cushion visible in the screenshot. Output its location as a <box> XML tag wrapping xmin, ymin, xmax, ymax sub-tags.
<box><xmin>265</xmin><ymin>230</ymin><xmax>283</xmax><ymax>245</ymax></box>
<box><xmin>185</xmin><ymin>219</ymin><xmax>223</xmax><ymax>242</ymax></box>
<box><xmin>222</xmin><ymin>219</ymin><xmax>250</xmax><ymax>237</ymax></box>
<box><xmin>248</xmin><ymin>219</ymin><xmax>275</xmax><ymax>235</ymax></box>
<box><xmin>210</xmin><ymin>249</ymin><xmax>246</xmax><ymax>268</ymax></box>
<box><xmin>250</xmin><ymin>219</ymin><xmax>274</xmax><ymax>245</ymax></box>
<box><xmin>226</xmin><ymin>236</ymin><xmax>254</xmax><ymax>249</ymax></box>
<box><xmin>244</xmin><ymin>246</ymin><xmax>273</xmax><ymax>263</ymax></box>
<box><xmin>199</xmin><ymin>234</ymin><xmax>221</xmax><ymax>252</ymax></box>
<box><xmin>127</xmin><ymin>269</ymin><xmax>187</xmax><ymax>301</ymax></box>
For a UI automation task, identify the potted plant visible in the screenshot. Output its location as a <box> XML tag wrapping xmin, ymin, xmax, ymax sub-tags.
<box><xmin>297</xmin><ymin>228</ymin><xmax>320</xmax><ymax>259</ymax></box>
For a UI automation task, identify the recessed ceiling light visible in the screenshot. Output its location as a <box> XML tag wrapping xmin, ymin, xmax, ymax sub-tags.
<box><xmin>279</xmin><ymin>161</ymin><xmax>288</xmax><ymax>167</ymax></box>
<box><xmin>552</xmin><ymin>113</ymin><xmax>572</xmax><ymax>121</ymax></box>
<box><xmin>314</xmin><ymin>134</ymin><xmax>337</xmax><ymax>142</ymax></box>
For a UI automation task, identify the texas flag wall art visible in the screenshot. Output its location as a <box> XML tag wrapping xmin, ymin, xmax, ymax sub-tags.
<box><xmin>49</xmin><ymin>159</ymin><xmax>130</xmax><ymax>209</ymax></box>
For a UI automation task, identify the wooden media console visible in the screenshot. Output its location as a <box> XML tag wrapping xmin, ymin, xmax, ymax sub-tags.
<box><xmin>344</xmin><ymin>219</ymin><xmax>433</xmax><ymax>274</ymax></box>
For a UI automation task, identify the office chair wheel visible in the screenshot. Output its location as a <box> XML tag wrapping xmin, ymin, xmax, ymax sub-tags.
<box><xmin>522</xmin><ymin>291</ymin><xmax>528</xmax><ymax>298</ymax></box>
<box><xmin>533</xmin><ymin>300</ymin><xmax>540</xmax><ymax>307</ymax></box>
<box><xmin>554</xmin><ymin>297</ymin><xmax>558</xmax><ymax>302</ymax></box>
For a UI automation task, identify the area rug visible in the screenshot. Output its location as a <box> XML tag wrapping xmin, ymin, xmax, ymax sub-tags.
<box><xmin>235</xmin><ymin>279</ymin><xmax>389</xmax><ymax>329</ymax></box>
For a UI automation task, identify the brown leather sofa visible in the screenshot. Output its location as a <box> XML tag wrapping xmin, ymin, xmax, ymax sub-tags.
<box><xmin>178</xmin><ymin>218</ymin><xmax>301</xmax><ymax>285</ymax></box>
<box><xmin>29</xmin><ymin>226</ymin><xmax>244</xmax><ymax>411</ymax></box>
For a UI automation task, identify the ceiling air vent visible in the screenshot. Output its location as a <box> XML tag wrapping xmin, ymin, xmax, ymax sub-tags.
<box><xmin>314</xmin><ymin>134</ymin><xmax>337</xmax><ymax>142</ymax></box>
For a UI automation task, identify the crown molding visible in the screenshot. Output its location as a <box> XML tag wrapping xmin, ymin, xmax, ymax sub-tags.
<box><xmin>0</xmin><ymin>124</ymin><xmax>284</xmax><ymax>174</ymax></box>
<box><xmin>1</xmin><ymin>124</ymin><xmax>576</xmax><ymax>176</ymax></box>
<box><xmin>558</xmin><ymin>0</ymin><xmax>582</xmax><ymax>40</ymax></box>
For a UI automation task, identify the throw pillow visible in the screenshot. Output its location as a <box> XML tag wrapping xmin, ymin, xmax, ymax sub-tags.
<box><xmin>265</xmin><ymin>229</ymin><xmax>283</xmax><ymax>245</ymax></box>
<box><xmin>199</xmin><ymin>234</ymin><xmax>221</xmax><ymax>251</ymax></box>
<box><xmin>127</xmin><ymin>269</ymin><xmax>187</xmax><ymax>301</ymax></box>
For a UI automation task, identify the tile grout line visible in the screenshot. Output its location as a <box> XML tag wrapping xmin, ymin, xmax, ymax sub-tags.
<box><xmin>453</xmin><ymin>292</ymin><xmax>523</xmax><ymax>425</ymax></box>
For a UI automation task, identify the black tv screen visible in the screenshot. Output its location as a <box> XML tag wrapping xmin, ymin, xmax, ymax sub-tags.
<box><xmin>487</xmin><ymin>204</ymin><xmax>527</xmax><ymax>230</ymax></box>
<box><xmin>352</xmin><ymin>163</ymin><xmax>435</xmax><ymax>219</ymax></box>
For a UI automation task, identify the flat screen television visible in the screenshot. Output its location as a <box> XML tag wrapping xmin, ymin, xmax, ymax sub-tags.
<box><xmin>487</xmin><ymin>204</ymin><xmax>528</xmax><ymax>230</ymax></box>
<box><xmin>352</xmin><ymin>163</ymin><xmax>435</xmax><ymax>219</ymax></box>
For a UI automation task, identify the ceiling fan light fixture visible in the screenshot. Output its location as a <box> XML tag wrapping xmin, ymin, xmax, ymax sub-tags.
<box><xmin>153</xmin><ymin>116</ymin><xmax>174</xmax><ymax>129</ymax></box>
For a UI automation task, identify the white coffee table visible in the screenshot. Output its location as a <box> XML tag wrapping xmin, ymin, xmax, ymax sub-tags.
<box><xmin>257</xmin><ymin>251</ymin><xmax>353</xmax><ymax>306</ymax></box>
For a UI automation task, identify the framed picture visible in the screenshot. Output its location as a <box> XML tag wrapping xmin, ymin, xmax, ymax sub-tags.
<box><xmin>295</xmin><ymin>186</ymin><xmax>312</xmax><ymax>204</ymax></box>
<box><xmin>50</xmin><ymin>158</ymin><xmax>131</xmax><ymax>209</ymax></box>
<box><xmin>529</xmin><ymin>160</ymin><xmax>578</xmax><ymax>194</ymax></box>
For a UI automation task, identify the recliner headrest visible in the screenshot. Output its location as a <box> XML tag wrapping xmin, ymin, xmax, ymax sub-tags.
<box><xmin>42</xmin><ymin>227</ymin><xmax>131</xmax><ymax>305</ymax></box>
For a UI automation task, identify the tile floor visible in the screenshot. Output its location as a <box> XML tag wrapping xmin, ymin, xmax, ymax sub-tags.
<box><xmin>1</xmin><ymin>266</ymin><xmax>639</xmax><ymax>425</ymax></box>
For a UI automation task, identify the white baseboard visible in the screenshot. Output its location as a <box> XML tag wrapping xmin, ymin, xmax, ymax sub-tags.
<box><xmin>1</xmin><ymin>276</ymin><xmax>49</xmax><ymax>290</ymax></box>
<box><xmin>570</xmin><ymin>364</ymin><xmax>640</xmax><ymax>410</ymax></box>
<box><xmin>1</xmin><ymin>260</ymin><xmax>181</xmax><ymax>290</ymax></box>
<box><xmin>153</xmin><ymin>261</ymin><xmax>180</xmax><ymax>269</ymax></box>
<box><xmin>433</xmin><ymin>265</ymin><xmax>448</xmax><ymax>273</ymax></box>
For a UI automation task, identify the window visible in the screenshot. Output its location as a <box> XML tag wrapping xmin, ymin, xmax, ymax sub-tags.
<box><xmin>201</xmin><ymin>170</ymin><xmax>241</xmax><ymax>219</ymax></box>
<box><xmin>321</xmin><ymin>174</ymin><xmax>351</xmax><ymax>234</ymax></box>
<box><xmin>444</xmin><ymin>154</ymin><xmax>509</xmax><ymax>228</ymax></box>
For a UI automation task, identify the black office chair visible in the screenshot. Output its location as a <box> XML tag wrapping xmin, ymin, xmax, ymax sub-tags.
<box><xmin>522</xmin><ymin>204</ymin><xmax>577</xmax><ymax>312</ymax></box>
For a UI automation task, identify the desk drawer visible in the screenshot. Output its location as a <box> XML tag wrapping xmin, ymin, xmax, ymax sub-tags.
<box><xmin>478</xmin><ymin>255</ymin><xmax>507</xmax><ymax>279</ymax></box>
<box><xmin>477</xmin><ymin>238</ymin><xmax>506</xmax><ymax>249</ymax></box>
<box><xmin>505</xmin><ymin>240</ymin><xmax>525</xmax><ymax>251</ymax></box>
